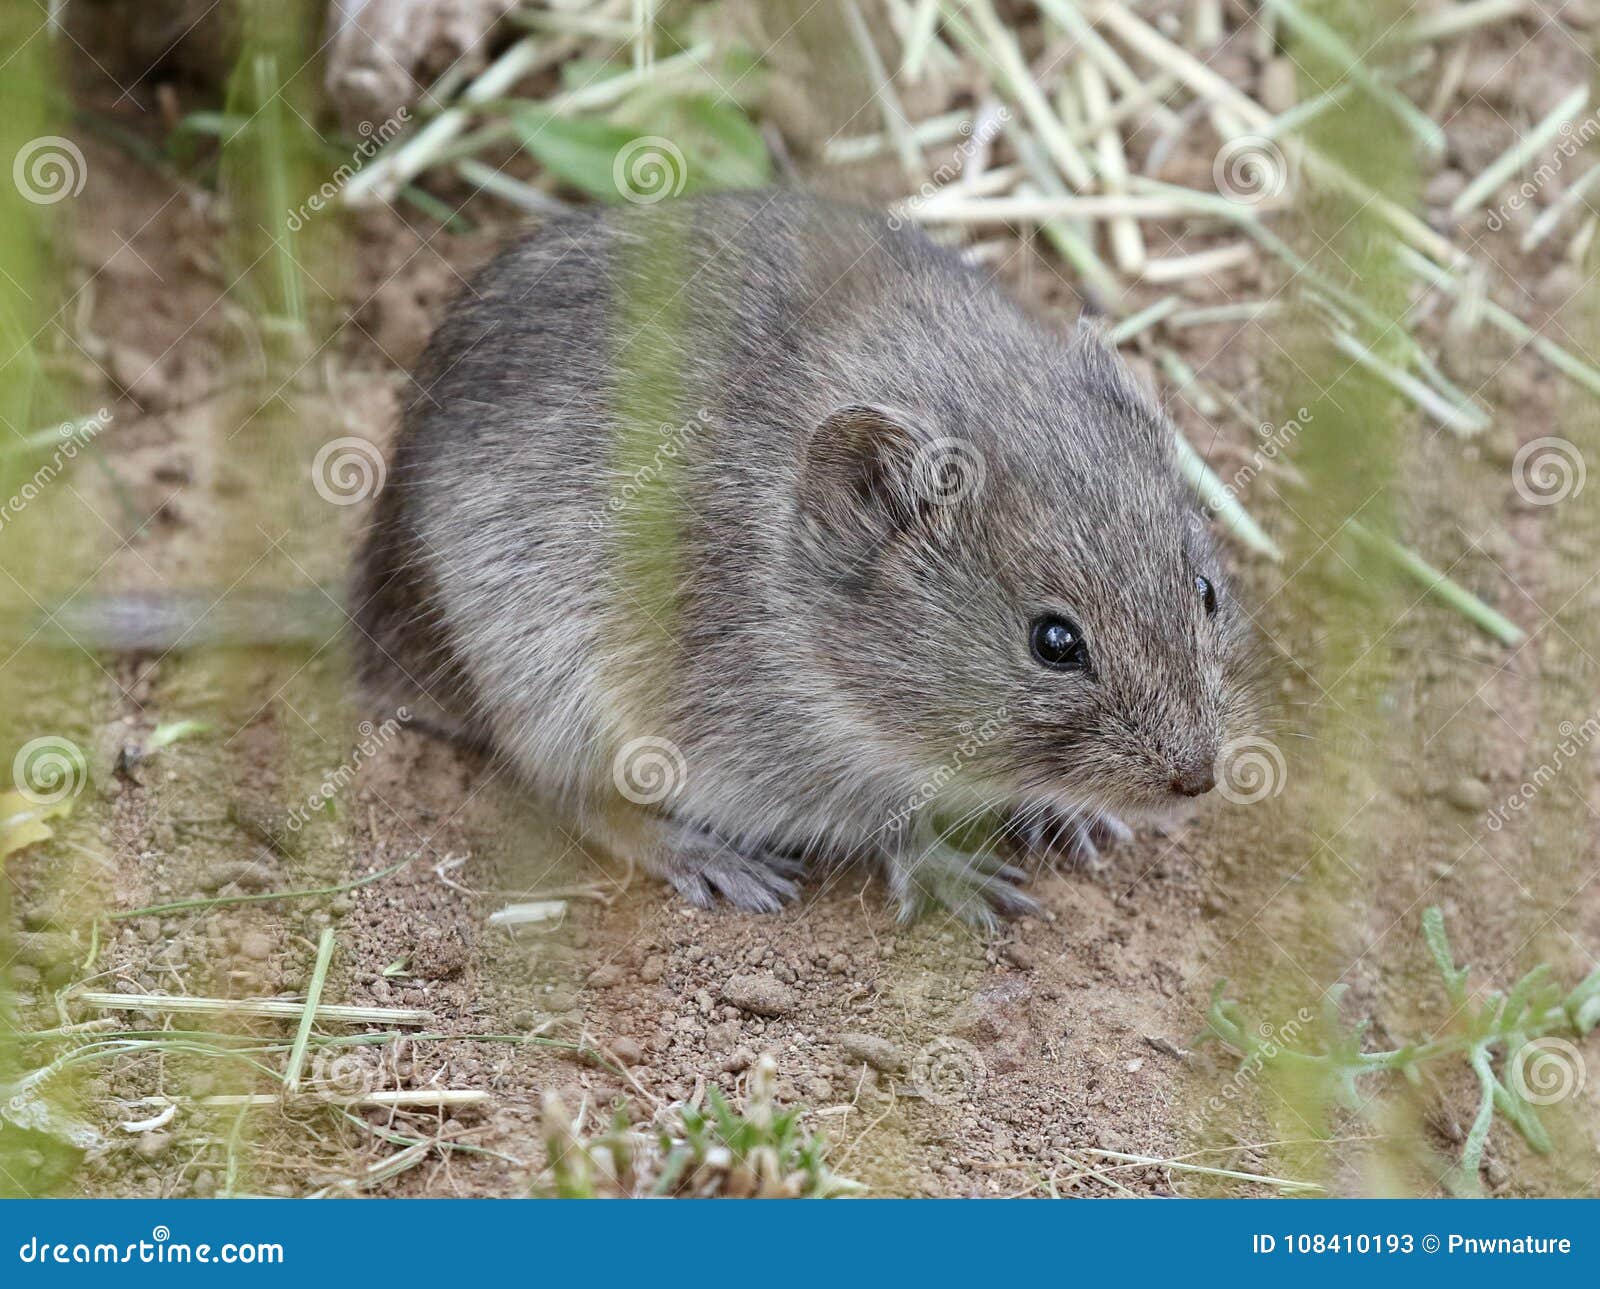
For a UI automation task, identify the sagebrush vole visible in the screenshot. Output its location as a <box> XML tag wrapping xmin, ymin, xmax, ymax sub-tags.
<box><xmin>353</xmin><ymin>192</ymin><xmax>1255</xmax><ymax>925</ymax></box>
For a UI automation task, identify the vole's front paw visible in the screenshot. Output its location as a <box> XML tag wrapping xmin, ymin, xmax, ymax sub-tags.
<box><xmin>1011</xmin><ymin>807</ymin><xmax>1132</xmax><ymax>873</ymax></box>
<box><xmin>652</xmin><ymin>824</ymin><xmax>804</xmax><ymax>913</ymax></box>
<box><xmin>887</xmin><ymin>844</ymin><xmax>1040</xmax><ymax>931</ymax></box>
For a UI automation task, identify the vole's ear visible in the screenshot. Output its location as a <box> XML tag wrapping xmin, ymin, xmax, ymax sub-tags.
<box><xmin>796</xmin><ymin>403</ymin><xmax>928</xmax><ymax>542</ymax></box>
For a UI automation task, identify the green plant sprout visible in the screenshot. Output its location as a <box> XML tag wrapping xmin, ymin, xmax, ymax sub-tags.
<box><xmin>540</xmin><ymin>1055</ymin><xmax>860</xmax><ymax>1198</ymax></box>
<box><xmin>1200</xmin><ymin>907</ymin><xmax>1600</xmax><ymax>1196</ymax></box>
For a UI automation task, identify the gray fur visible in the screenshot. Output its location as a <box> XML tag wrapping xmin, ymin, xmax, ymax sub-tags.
<box><xmin>352</xmin><ymin>192</ymin><xmax>1256</xmax><ymax>926</ymax></box>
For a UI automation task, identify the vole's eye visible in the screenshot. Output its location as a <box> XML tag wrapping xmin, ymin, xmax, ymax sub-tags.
<box><xmin>1196</xmin><ymin>574</ymin><xmax>1217</xmax><ymax>617</ymax></box>
<box><xmin>1030</xmin><ymin>615</ymin><xmax>1090</xmax><ymax>672</ymax></box>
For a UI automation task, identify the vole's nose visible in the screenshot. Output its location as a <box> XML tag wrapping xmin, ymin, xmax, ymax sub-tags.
<box><xmin>1170</xmin><ymin>760</ymin><xmax>1216</xmax><ymax>797</ymax></box>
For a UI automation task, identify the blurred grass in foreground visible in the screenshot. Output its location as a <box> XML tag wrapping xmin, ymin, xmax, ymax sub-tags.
<box><xmin>0</xmin><ymin>0</ymin><xmax>100</xmax><ymax>1198</ymax></box>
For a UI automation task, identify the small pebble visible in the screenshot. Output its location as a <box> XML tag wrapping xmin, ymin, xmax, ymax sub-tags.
<box><xmin>1001</xmin><ymin>942</ymin><xmax>1036</xmax><ymax>971</ymax></box>
<box><xmin>410</xmin><ymin>928</ymin><xmax>469</xmax><ymax>980</ymax></box>
<box><xmin>236</xmin><ymin>931</ymin><xmax>274</xmax><ymax>961</ymax></box>
<box><xmin>839</xmin><ymin>1032</ymin><xmax>904</xmax><ymax>1073</ymax></box>
<box><xmin>1445</xmin><ymin>776</ymin><xmax>1492</xmax><ymax>814</ymax></box>
<box><xmin>202</xmin><ymin>859</ymin><xmax>278</xmax><ymax>893</ymax></box>
<box><xmin>721</xmin><ymin>972</ymin><xmax>793</xmax><ymax>1018</ymax></box>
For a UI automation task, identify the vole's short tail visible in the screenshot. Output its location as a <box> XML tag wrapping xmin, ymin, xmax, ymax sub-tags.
<box><xmin>6</xmin><ymin>588</ymin><xmax>345</xmax><ymax>652</ymax></box>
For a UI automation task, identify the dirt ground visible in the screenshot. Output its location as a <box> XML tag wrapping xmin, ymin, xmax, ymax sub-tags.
<box><xmin>5</xmin><ymin>9</ymin><xmax>1600</xmax><ymax>1199</ymax></box>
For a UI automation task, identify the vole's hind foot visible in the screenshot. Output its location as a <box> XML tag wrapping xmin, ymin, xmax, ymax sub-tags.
<box><xmin>649</xmin><ymin>822</ymin><xmax>804</xmax><ymax>913</ymax></box>
<box><xmin>1012</xmin><ymin>807</ymin><xmax>1132</xmax><ymax>874</ymax></box>
<box><xmin>888</xmin><ymin>843</ymin><xmax>1040</xmax><ymax>931</ymax></box>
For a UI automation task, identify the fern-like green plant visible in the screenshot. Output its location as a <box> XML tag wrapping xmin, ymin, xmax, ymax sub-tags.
<box><xmin>1201</xmin><ymin>907</ymin><xmax>1600</xmax><ymax>1195</ymax></box>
